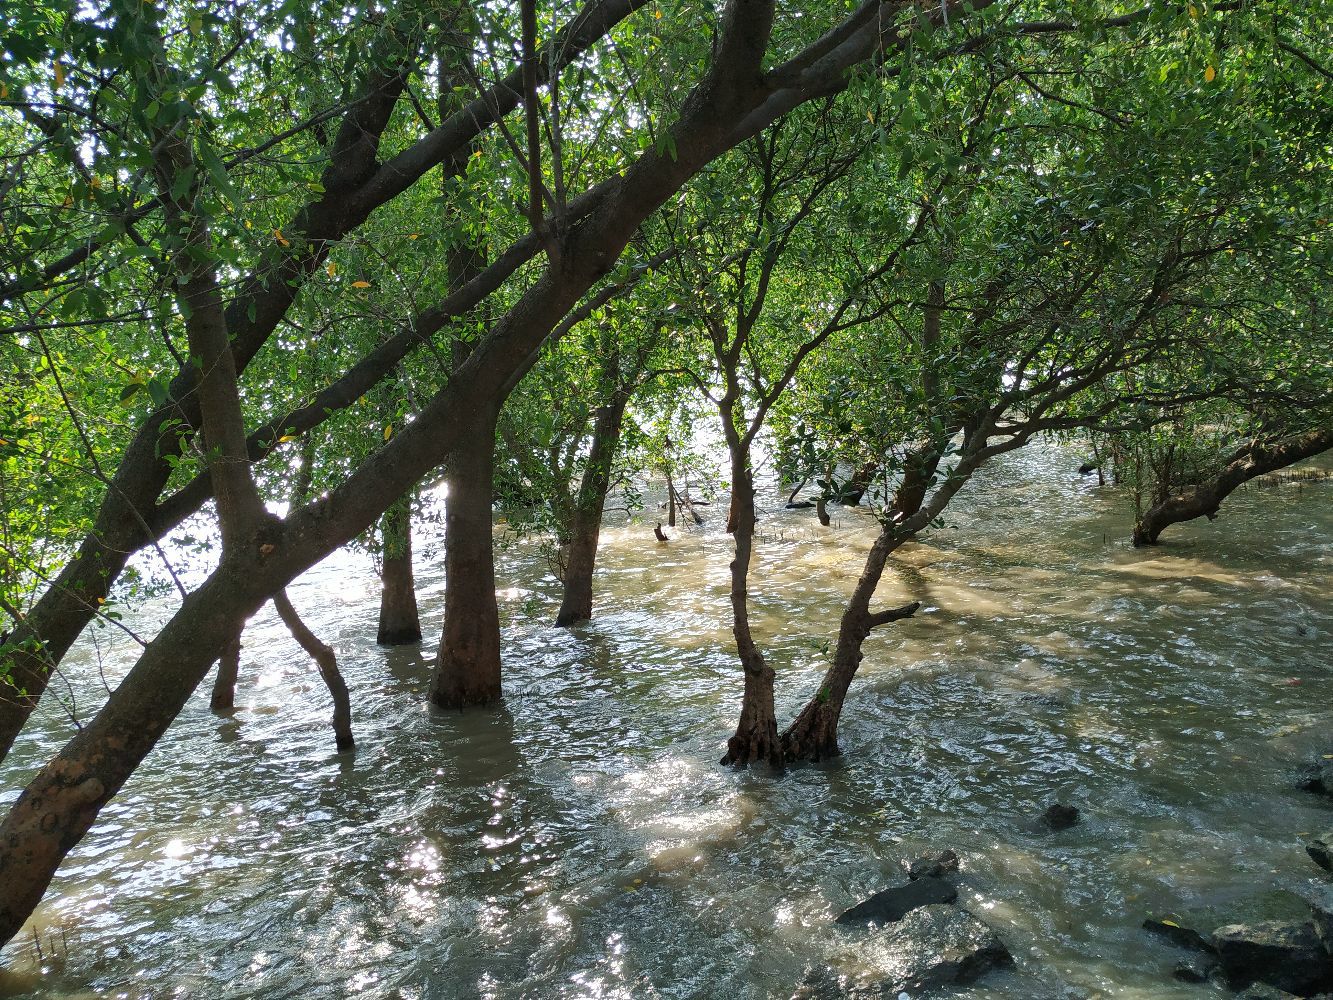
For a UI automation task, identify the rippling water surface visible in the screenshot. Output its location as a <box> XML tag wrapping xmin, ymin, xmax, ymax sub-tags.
<box><xmin>2</xmin><ymin>441</ymin><xmax>1331</xmax><ymax>999</ymax></box>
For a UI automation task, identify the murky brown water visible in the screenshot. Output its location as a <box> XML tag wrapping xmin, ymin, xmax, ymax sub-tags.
<box><xmin>1</xmin><ymin>440</ymin><xmax>1330</xmax><ymax>999</ymax></box>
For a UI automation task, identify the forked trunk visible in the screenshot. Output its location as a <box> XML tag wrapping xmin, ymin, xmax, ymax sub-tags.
<box><xmin>429</xmin><ymin>411</ymin><xmax>502</xmax><ymax>708</ymax></box>
<box><xmin>377</xmin><ymin>494</ymin><xmax>422</xmax><ymax>645</ymax></box>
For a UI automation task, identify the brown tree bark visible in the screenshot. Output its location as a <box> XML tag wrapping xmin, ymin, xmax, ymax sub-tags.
<box><xmin>1133</xmin><ymin>427</ymin><xmax>1333</xmax><ymax>546</ymax></box>
<box><xmin>555</xmin><ymin>389</ymin><xmax>630</xmax><ymax>627</ymax></box>
<box><xmin>377</xmin><ymin>495</ymin><xmax>422</xmax><ymax>645</ymax></box>
<box><xmin>208</xmin><ymin>633</ymin><xmax>242</xmax><ymax>713</ymax></box>
<box><xmin>272</xmin><ymin>591</ymin><xmax>354</xmax><ymax>751</ymax></box>
<box><xmin>429</xmin><ymin>410</ymin><xmax>503</xmax><ymax>709</ymax></box>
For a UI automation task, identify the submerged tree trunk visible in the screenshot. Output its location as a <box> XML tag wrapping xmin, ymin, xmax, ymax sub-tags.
<box><xmin>720</xmin><ymin>437</ymin><xmax>781</xmax><ymax>767</ymax></box>
<box><xmin>841</xmin><ymin>459</ymin><xmax>880</xmax><ymax>506</ymax></box>
<box><xmin>1132</xmin><ymin>428</ymin><xmax>1333</xmax><ymax>546</ymax></box>
<box><xmin>429</xmin><ymin>410</ymin><xmax>502</xmax><ymax>709</ymax></box>
<box><xmin>555</xmin><ymin>389</ymin><xmax>630</xmax><ymax>627</ymax></box>
<box><xmin>273</xmin><ymin>590</ymin><xmax>353</xmax><ymax>750</ymax></box>
<box><xmin>377</xmin><ymin>494</ymin><xmax>422</xmax><ymax>645</ymax></box>
<box><xmin>208</xmin><ymin>632</ymin><xmax>242</xmax><ymax>713</ymax></box>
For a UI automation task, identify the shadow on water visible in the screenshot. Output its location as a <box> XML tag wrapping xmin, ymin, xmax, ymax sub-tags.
<box><xmin>1</xmin><ymin>441</ymin><xmax>1331</xmax><ymax>998</ymax></box>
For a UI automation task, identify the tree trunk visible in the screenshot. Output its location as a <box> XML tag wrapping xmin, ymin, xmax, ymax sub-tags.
<box><xmin>429</xmin><ymin>410</ymin><xmax>502</xmax><ymax>709</ymax></box>
<box><xmin>781</xmin><ymin>438</ymin><xmax>939</xmax><ymax>761</ymax></box>
<box><xmin>841</xmin><ymin>460</ymin><xmax>879</xmax><ymax>505</ymax></box>
<box><xmin>1133</xmin><ymin>428</ymin><xmax>1333</xmax><ymax>546</ymax></box>
<box><xmin>719</xmin><ymin>448</ymin><xmax>781</xmax><ymax>767</ymax></box>
<box><xmin>377</xmin><ymin>495</ymin><xmax>422</xmax><ymax>645</ymax></box>
<box><xmin>272</xmin><ymin>591</ymin><xmax>354</xmax><ymax>751</ymax></box>
<box><xmin>555</xmin><ymin>390</ymin><xmax>630</xmax><ymax>627</ymax></box>
<box><xmin>208</xmin><ymin>632</ymin><xmax>242</xmax><ymax>713</ymax></box>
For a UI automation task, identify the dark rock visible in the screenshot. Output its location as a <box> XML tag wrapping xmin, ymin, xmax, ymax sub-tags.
<box><xmin>1041</xmin><ymin>803</ymin><xmax>1080</xmax><ymax>830</ymax></box>
<box><xmin>1298</xmin><ymin>761</ymin><xmax>1333</xmax><ymax>795</ymax></box>
<box><xmin>1143</xmin><ymin>917</ymin><xmax>1217</xmax><ymax>954</ymax></box>
<box><xmin>1235</xmin><ymin>985</ymin><xmax>1300</xmax><ymax>1000</ymax></box>
<box><xmin>836</xmin><ymin>877</ymin><xmax>957</xmax><ymax>925</ymax></box>
<box><xmin>1172</xmin><ymin>957</ymin><xmax>1217</xmax><ymax>983</ymax></box>
<box><xmin>905</xmin><ymin>849</ymin><xmax>960</xmax><ymax>881</ymax></box>
<box><xmin>868</xmin><ymin>904</ymin><xmax>1013</xmax><ymax>995</ymax></box>
<box><xmin>785</xmin><ymin>500</ymin><xmax>816</xmax><ymax>509</ymax></box>
<box><xmin>1303</xmin><ymin>885</ymin><xmax>1333</xmax><ymax>953</ymax></box>
<box><xmin>790</xmin><ymin>964</ymin><xmax>857</xmax><ymax>1000</ymax></box>
<box><xmin>1078</xmin><ymin>462</ymin><xmax>1099</xmax><ymax>475</ymax></box>
<box><xmin>1308</xmin><ymin>831</ymin><xmax>1333</xmax><ymax>873</ymax></box>
<box><xmin>1212</xmin><ymin>920</ymin><xmax>1333</xmax><ymax>996</ymax></box>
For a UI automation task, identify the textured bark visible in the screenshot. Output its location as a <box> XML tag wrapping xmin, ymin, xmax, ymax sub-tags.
<box><xmin>429</xmin><ymin>411</ymin><xmax>503</xmax><ymax>709</ymax></box>
<box><xmin>555</xmin><ymin>388</ymin><xmax>630</xmax><ymax>627</ymax></box>
<box><xmin>377</xmin><ymin>495</ymin><xmax>422</xmax><ymax>645</ymax></box>
<box><xmin>720</xmin><ymin>436</ymin><xmax>781</xmax><ymax>767</ymax></box>
<box><xmin>272</xmin><ymin>591</ymin><xmax>354</xmax><ymax>751</ymax></box>
<box><xmin>208</xmin><ymin>633</ymin><xmax>242</xmax><ymax>713</ymax></box>
<box><xmin>1133</xmin><ymin>427</ymin><xmax>1333</xmax><ymax>546</ymax></box>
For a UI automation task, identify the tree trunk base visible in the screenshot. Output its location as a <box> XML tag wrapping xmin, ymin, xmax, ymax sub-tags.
<box><xmin>781</xmin><ymin>700</ymin><xmax>843</xmax><ymax>762</ymax></box>
<box><xmin>721</xmin><ymin>718</ymin><xmax>783</xmax><ymax>768</ymax></box>
<box><xmin>209</xmin><ymin>635</ymin><xmax>241</xmax><ymax>713</ymax></box>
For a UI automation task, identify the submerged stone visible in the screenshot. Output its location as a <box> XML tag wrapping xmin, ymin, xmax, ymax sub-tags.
<box><xmin>1235</xmin><ymin>985</ymin><xmax>1301</xmax><ymax>1000</ymax></box>
<box><xmin>867</xmin><ymin>904</ymin><xmax>1012</xmax><ymax>995</ymax></box>
<box><xmin>1172</xmin><ymin>956</ymin><xmax>1217</xmax><ymax>983</ymax></box>
<box><xmin>905</xmin><ymin>849</ymin><xmax>960</xmax><ymax>881</ymax></box>
<box><xmin>1211</xmin><ymin>920</ymin><xmax>1333</xmax><ymax>995</ymax></box>
<box><xmin>1143</xmin><ymin>917</ymin><xmax>1216</xmax><ymax>953</ymax></box>
<box><xmin>1297</xmin><ymin>761</ymin><xmax>1333</xmax><ymax>795</ymax></box>
<box><xmin>835</xmin><ymin>878</ymin><xmax>957</xmax><ymax>925</ymax></box>
<box><xmin>1304</xmin><ymin>885</ymin><xmax>1333</xmax><ymax>953</ymax></box>
<box><xmin>1308</xmin><ymin>831</ymin><xmax>1333</xmax><ymax>873</ymax></box>
<box><xmin>1041</xmin><ymin>803</ymin><xmax>1080</xmax><ymax>830</ymax></box>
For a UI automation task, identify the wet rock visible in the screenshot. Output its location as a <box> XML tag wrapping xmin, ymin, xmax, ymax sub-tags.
<box><xmin>1078</xmin><ymin>462</ymin><xmax>1099</xmax><ymax>475</ymax></box>
<box><xmin>1172</xmin><ymin>956</ymin><xmax>1217</xmax><ymax>983</ymax></box>
<box><xmin>905</xmin><ymin>849</ymin><xmax>960</xmax><ymax>881</ymax></box>
<box><xmin>1211</xmin><ymin>920</ymin><xmax>1333</xmax><ymax>996</ymax></box>
<box><xmin>869</xmin><ymin>904</ymin><xmax>1013</xmax><ymax>995</ymax></box>
<box><xmin>1308</xmin><ymin>831</ymin><xmax>1333</xmax><ymax>873</ymax></box>
<box><xmin>1041</xmin><ymin>803</ymin><xmax>1080</xmax><ymax>830</ymax></box>
<box><xmin>1143</xmin><ymin>917</ymin><xmax>1216</xmax><ymax>953</ymax></box>
<box><xmin>1303</xmin><ymin>885</ymin><xmax>1333</xmax><ymax>953</ymax></box>
<box><xmin>836</xmin><ymin>877</ymin><xmax>957</xmax><ymax>925</ymax></box>
<box><xmin>785</xmin><ymin>500</ymin><xmax>816</xmax><ymax>509</ymax></box>
<box><xmin>1297</xmin><ymin>761</ymin><xmax>1333</xmax><ymax>795</ymax></box>
<box><xmin>1235</xmin><ymin>985</ymin><xmax>1301</xmax><ymax>1000</ymax></box>
<box><xmin>790</xmin><ymin>963</ymin><xmax>858</xmax><ymax>999</ymax></box>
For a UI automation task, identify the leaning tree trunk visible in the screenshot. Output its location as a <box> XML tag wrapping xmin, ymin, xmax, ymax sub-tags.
<box><xmin>377</xmin><ymin>494</ymin><xmax>422</xmax><ymax>645</ymax></box>
<box><xmin>780</xmin><ymin>443</ymin><xmax>941</xmax><ymax>760</ymax></box>
<box><xmin>429</xmin><ymin>410</ymin><xmax>503</xmax><ymax>709</ymax></box>
<box><xmin>555</xmin><ymin>390</ymin><xmax>630</xmax><ymax>627</ymax></box>
<box><xmin>1133</xmin><ymin>428</ymin><xmax>1333</xmax><ymax>546</ymax></box>
<box><xmin>272</xmin><ymin>590</ymin><xmax>354</xmax><ymax>750</ymax></box>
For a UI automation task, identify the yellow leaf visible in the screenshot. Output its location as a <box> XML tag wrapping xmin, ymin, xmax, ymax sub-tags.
<box><xmin>90</xmin><ymin>175</ymin><xmax>101</xmax><ymax>189</ymax></box>
<box><xmin>244</xmin><ymin>219</ymin><xmax>252</xmax><ymax>229</ymax></box>
<box><xmin>408</xmin><ymin>233</ymin><xmax>420</xmax><ymax>240</ymax></box>
<box><xmin>96</xmin><ymin>596</ymin><xmax>106</xmax><ymax>605</ymax></box>
<box><xmin>1187</xmin><ymin>3</ymin><xmax>1198</xmax><ymax>16</ymax></box>
<box><xmin>1204</xmin><ymin>65</ymin><xmax>1217</xmax><ymax>82</ymax></box>
<box><xmin>1162</xmin><ymin>919</ymin><xmax>1179</xmax><ymax>927</ymax></box>
<box><xmin>326</xmin><ymin>261</ymin><xmax>337</xmax><ymax>277</ymax></box>
<box><xmin>62</xmin><ymin>194</ymin><xmax>73</xmax><ymax>208</ymax></box>
<box><xmin>383</xmin><ymin>424</ymin><xmax>393</xmax><ymax>441</ymax></box>
<box><xmin>0</xmin><ymin>84</ymin><xmax>8</xmax><ymax>99</ymax></box>
<box><xmin>53</xmin><ymin>61</ymin><xmax>65</xmax><ymax>89</ymax></box>
<box><xmin>278</xmin><ymin>434</ymin><xmax>296</xmax><ymax>443</ymax></box>
<box><xmin>0</xmin><ymin>439</ymin><xmax>8</xmax><ymax>446</ymax></box>
<box><xmin>351</xmin><ymin>280</ymin><xmax>371</xmax><ymax>288</ymax></box>
<box><xmin>273</xmin><ymin>228</ymin><xmax>290</xmax><ymax>247</ymax></box>
<box><xmin>655</xmin><ymin>7</ymin><xmax>662</xmax><ymax>17</ymax></box>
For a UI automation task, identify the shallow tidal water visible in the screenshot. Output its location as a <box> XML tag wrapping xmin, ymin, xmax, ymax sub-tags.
<box><xmin>1</xmin><ymin>440</ymin><xmax>1331</xmax><ymax>999</ymax></box>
